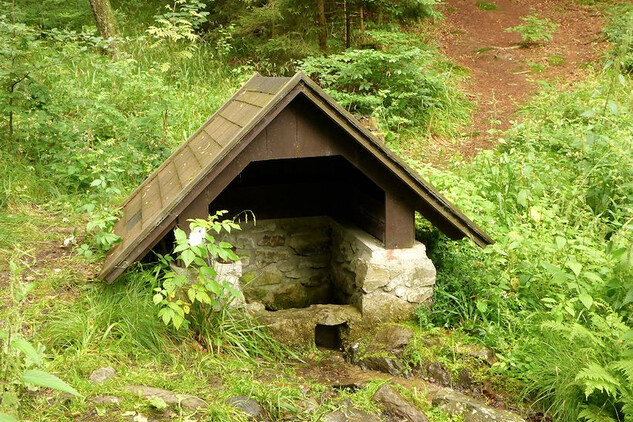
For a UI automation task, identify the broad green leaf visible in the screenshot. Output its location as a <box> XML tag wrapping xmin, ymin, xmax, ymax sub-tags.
<box><xmin>583</xmin><ymin>272</ymin><xmax>603</xmax><ymax>284</ymax></box>
<box><xmin>181</xmin><ymin>250</ymin><xmax>195</xmax><ymax>267</ymax></box>
<box><xmin>22</xmin><ymin>370</ymin><xmax>82</xmax><ymax>397</ymax></box>
<box><xmin>11</xmin><ymin>337</ymin><xmax>43</xmax><ymax>367</ymax></box>
<box><xmin>174</xmin><ymin>228</ymin><xmax>187</xmax><ymax>242</ymax></box>
<box><xmin>555</xmin><ymin>236</ymin><xmax>567</xmax><ymax>250</ymax></box>
<box><xmin>618</xmin><ymin>73</ymin><xmax>626</xmax><ymax>87</ymax></box>
<box><xmin>172</xmin><ymin>312</ymin><xmax>184</xmax><ymax>330</ymax></box>
<box><xmin>567</xmin><ymin>261</ymin><xmax>582</xmax><ymax>278</ymax></box>
<box><xmin>0</xmin><ymin>413</ymin><xmax>18</xmax><ymax>422</ymax></box>
<box><xmin>578</xmin><ymin>292</ymin><xmax>593</xmax><ymax>310</ymax></box>
<box><xmin>152</xmin><ymin>293</ymin><xmax>163</xmax><ymax>305</ymax></box>
<box><xmin>148</xmin><ymin>396</ymin><xmax>168</xmax><ymax>410</ymax></box>
<box><xmin>517</xmin><ymin>190</ymin><xmax>529</xmax><ymax>207</ymax></box>
<box><xmin>158</xmin><ymin>308</ymin><xmax>173</xmax><ymax>325</ymax></box>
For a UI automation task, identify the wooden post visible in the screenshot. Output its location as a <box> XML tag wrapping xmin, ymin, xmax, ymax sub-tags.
<box><xmin>384</xmin><ymin>191</ymin><xmax>414</xmax><ymax>249</ymax></box>
<box><xmin>178</xmin><ymin>197</ymin><xmax>209</xmax><ymax>235</ymax></box>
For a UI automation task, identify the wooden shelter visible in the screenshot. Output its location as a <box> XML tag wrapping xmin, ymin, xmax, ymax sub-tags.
<box><xmin>99</xmin><ymin>72</ymin><xmax>492</xmax><ymax>283</ymax></box>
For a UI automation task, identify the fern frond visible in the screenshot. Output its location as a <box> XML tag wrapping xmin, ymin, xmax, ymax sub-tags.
<box><xmin>611</xmin><ymin>357</ymin><xmax>633</xmax><ymax>384</ymax></box>
<box><xmin>575</xmin><ymin>363</ymin><xmax>621</xmax><ymax>398</ymax></box>
<box><xmin>578</xmin><ymin>404</ymin><xmax>618</xmax><ymax>422</ymax></box>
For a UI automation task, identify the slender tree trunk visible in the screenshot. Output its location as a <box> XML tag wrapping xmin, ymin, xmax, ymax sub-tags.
<box><xmin>317</xmin><ymin>0</ymin><xmax>327</xmax><ymax>55</ymax></box>
<box><xmin>89</xmin><ymin>0</ymin><xmax>119</xmax><ymax>39</ymax></box>
<box><xmin>344</xmin><ymin>0</ymin><xmax>351</xmax><ymax>49</ymax></box>
<box><xmin>359</xmin><ymin>5</ymin><xmax>365</xmax><ymax>33</ymax></box>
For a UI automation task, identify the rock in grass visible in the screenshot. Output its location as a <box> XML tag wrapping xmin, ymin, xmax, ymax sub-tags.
<box><xmin>126</xmin><ymin>385</ymin><xmax>207</xmax><ymax>411</ymax></box>
<box><xmin>323</xmin><ymin>399</ymin><xmax>382</xmax><ymax>422</ymax></box>
<box><xmin>89</xmin><ymin>367</ymin><xmax>116</xmax><ymax>384</ymax></box>
<box><xmin>369</xmin><ymin>325</ymin><xmax>414</xmax><ymax>353</ymax></box>
<box><xmin>432</xmin><ymin>388</ymin><xmax>525</xmax><ymax>422</ymax></box>
<box><xmin>359</xmin><ymin>356</ymin><xmax>406</xmax><ymax>376</ymax></box>
<box><xmin>227</xmin><ymin>396</ymin><xmax>266</xmax><ymax>421</ymax></box>
<box><xmin>426</xmin><ymin>362</ymin><xmax>451</xmax><ymax>387</ymax></box>
<box><xmin>356</xmin><ymin>325</ymin><xmax>414</xmax><ymax>376</ymax></box>
<box><xmin>372</xmin><ymin>384</ymin><xmax>429</xmax><ymax>422</ymax></box>
<box><xmin>90</xmin><ymin>395</ymin><xmax>120</xmax><ymax>406</ymax></box>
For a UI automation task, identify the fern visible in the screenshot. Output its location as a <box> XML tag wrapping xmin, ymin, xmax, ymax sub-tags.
<box><xmin>611</xmin><ymin>357</ymin><xmax>633</xmax><ymax>384</ymax></box>
<box><xmin>578</xmin><ymin>405</ymin><xmax>618</xmax><ymax>422</ymax></box>
<box><xmin>575</xmin><ymin>363</ymin><xmax>621</xmax><ymax>398</ymax></box>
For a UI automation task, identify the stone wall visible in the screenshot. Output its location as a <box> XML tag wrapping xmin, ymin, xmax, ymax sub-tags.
<box><xmin>332</xmin><ymin>223</ymin><xmax>436</xmax><ymax>322</ymax></box>
<box><xmin>224</xmin><ymin>217</ymin><xmax>334</xmax><ymax>310</ymax></box>
<box><xmin>223</xmin><ymin>216</ymin><xmax>436</xmax><ymax>321</ymax></box>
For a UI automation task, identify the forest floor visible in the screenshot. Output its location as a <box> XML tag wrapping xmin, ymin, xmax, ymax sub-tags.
<box><xmin>432</xmin><ymin>0</ymin><xmax>607</xmax><ymax>160</ymax></box>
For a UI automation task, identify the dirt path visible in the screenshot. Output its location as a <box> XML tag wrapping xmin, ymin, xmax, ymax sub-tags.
<box><xmin>435</xmin><ymin>0</ymin><xmax>607</xmax><ymax>159</ymax></box>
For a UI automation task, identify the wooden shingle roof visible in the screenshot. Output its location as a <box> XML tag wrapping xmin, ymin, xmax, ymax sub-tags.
<box><xmin>100</xmin><ymin>72</ymin><xmax>492</xmax><ymax>283</ymax></box>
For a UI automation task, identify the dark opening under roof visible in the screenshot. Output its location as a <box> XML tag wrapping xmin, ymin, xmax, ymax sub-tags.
<box><xmin>99</xmin><ymin>72</ymin><xmax>492</xmax><ymax>283</ymax></box>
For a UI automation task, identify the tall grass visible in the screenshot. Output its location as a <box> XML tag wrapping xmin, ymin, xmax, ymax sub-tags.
<box><xmin>41</xmin><ymin>270</ymin><xmax>178</xmax><ymax>358</ymax></box>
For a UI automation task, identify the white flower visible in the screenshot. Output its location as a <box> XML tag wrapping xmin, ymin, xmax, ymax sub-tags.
<box><xmin>188</xmin><ymin>227</ymin><xmax>206</xmax><ymax>247</ymax></box>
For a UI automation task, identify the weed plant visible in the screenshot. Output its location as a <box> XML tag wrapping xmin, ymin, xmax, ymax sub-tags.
<box><xmin>414</xmin><ymin>37</ymin><xmax>633</xmax><ymax>420</ymax></box>
<box><xmin>301</xmin><ymin>30</ymin><xmax>471</xmax><ymax>135</ymax></box>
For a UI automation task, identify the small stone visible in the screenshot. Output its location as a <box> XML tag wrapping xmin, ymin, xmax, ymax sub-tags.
<box><xmin>455</xmin><ymin>345</ymin><xmax>497</xmax><ymax>365</ymax></box>
<box><xmin>432</xmin><ymin>388</ymin><xmax>525</xmax><ymax>422</ymax></box>
<box><xmin>372</xmin><ymin>384</ymin><xmax>429</xmax><ymax>422</ymax></box>
<box><xmin>89</xmin><ymin>367</ymin><xmax>116</xmax><ymax>384</ymax></box>
<box><xmin>369</xmin><ymin>325</ymin><xmax>414</xmax><ymax>353</ymax></box>
<box><xmin>258</xmin><ymin>234</ymin><xmax>285</xmax><ymax>247</ymax></box>
<box><xmin>288</xmin><ymin>232</ymin><xmax>329</xmax><ymax>256</ymax></box>
<box><xmin>126</xmin><ymin>385</ymin><xmax>207</xmax><ymax>411</ymax></box>
<box><xmin>246</xmin><ymin>301</ymin><xmax>266</xmax><ymax>314</ymax></box>
<box><xmin>426</xmin><ymin>362</ymin><xmax>451</xmax><ymax>387</ymax></box>
<box><xmin>227</xmin><ymin>396</ymin><xmax>266</xmax><ymax>421</ymax></box>
<box><xmin>323</xmin><ymin>399</ymin><xmax>382</xmax><ymax>422</ymax></box>
<box><xmin>457</xmin><ymin>368</ymin><xmax>473</xmax><ymax>390</ymax></box>
<box><xmin>359</xmin><ymin>356</ymin><xmax>405</xmax><ymax>376</ymax></box>
<box><xmin>90</xmin><ymin>395</ymin><xmax>120</xmax><ymax>406</ymax></box>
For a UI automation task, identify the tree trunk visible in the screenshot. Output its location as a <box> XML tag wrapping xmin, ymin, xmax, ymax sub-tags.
<box><xmin>359</xmin><ymin>5</ymin><xmax>365</xmax><ymax>33</ymax></box>
<box><xmin>89</xmin><ymin>0</ymin><xmax>119</xmax><ymax>39</ymax></box>
<box><xmin>344</xmin><ymin>0</ymin><xmax>351</xmax><ymax>49</ymax></box>
<box><xmin>317</xmin><ymin>0</ymin><xmax>327</xmax><ymax>55</ymax></box>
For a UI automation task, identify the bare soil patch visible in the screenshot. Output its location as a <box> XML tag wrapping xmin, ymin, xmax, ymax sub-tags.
<box><xmin>435</xmin><ymin>0</ymin><xmax>607</xmax><ymax>159</ymax></box>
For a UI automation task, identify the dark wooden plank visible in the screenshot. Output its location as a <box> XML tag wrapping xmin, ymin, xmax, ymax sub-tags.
<box><xmin>264</xmin><ymin>106</ymin><xmax>297</xmax><ymax>159</ymax></box>
<box><xmin>140</xmin><ymin>179</ymin><xmax>161</xmax><ymax>229</ymax></box>
<box><xmin>178</xmin><ymin>195</ymin><xmax>210</xmax><ymax>234</ymax></box>
<box><xmin>245</xmin><ymin>76</ymin><xmax>291</xmax><ymax>94</ymax></box>
<box><xmin>385</xmin><ymin>191</ymin><xmax>414</xmax><ymax>249</ymax></box>
<box><xmin>173</xmin><ymin>146</ymin><xmax>201</xmax><ymax>187</ymax></box>
<box><xmin>219</xmin><ymin>100</ymin><xmax>262</xmax><ymax>128</ymax></box>
<box><xmin>235</xmin><ymin>91</ymin><xmax>274</xmax><ymax>108</ymax></box>
<box><xmin>189</xmin><ymin>131</ymin><xmax>223</xmax><ymax>168</ymax></box>
<box><xmin>157</xmin><ymin>161</ymin><xmax>181</xmax><ymax>205</ymax></box>
<box><xmin>205</xmin><ymin>116</ymin><xmax>241</xmax><ymax>146</ymax></box>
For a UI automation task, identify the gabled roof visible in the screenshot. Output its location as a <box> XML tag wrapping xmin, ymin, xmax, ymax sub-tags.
<box><xmin>100</xmin><ymin>72</ymin><xmax>492</xmax><ymax>283</ymax></box>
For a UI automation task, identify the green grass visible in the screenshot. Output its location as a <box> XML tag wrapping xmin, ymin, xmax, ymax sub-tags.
<box><xmin>475</xmin><ymin>2</ymin><xmax>498</xmax><ymax>11</ymax></box>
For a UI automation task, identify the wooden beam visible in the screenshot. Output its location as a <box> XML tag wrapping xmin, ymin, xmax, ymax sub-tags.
<box><xmin>385</xmin><ymin>191</ymin><xmax>414</xmax><ymax>249</ymax></box>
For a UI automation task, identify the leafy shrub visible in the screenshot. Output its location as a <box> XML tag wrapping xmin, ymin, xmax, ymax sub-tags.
<box><xmin>515</xmin><ymin>312</ymin><xmax>633</xmax><ymax>422</ymax></box>
<box><xmin>413</xmin><ymin>61</ymin><xmax>633</xmax><ymax>420</ymax></box>
<box><xmin>301</xmin><ymin>31</ymin><xmax>469</xmax><ymax>134</ymax></box>
<box><xmin>153</xmin><ymin>213</ymin><xmax>241</xmax><ymax>333</ymax></box>
<box><xmin>506</xmin><ymin>14</ymin><xmax>558</xmax><ymax>46</ymax></box>
<box><xmin>604</xmin><ymin>3</ymin><xmax>633</xmax><ymax>74</ymax></box>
